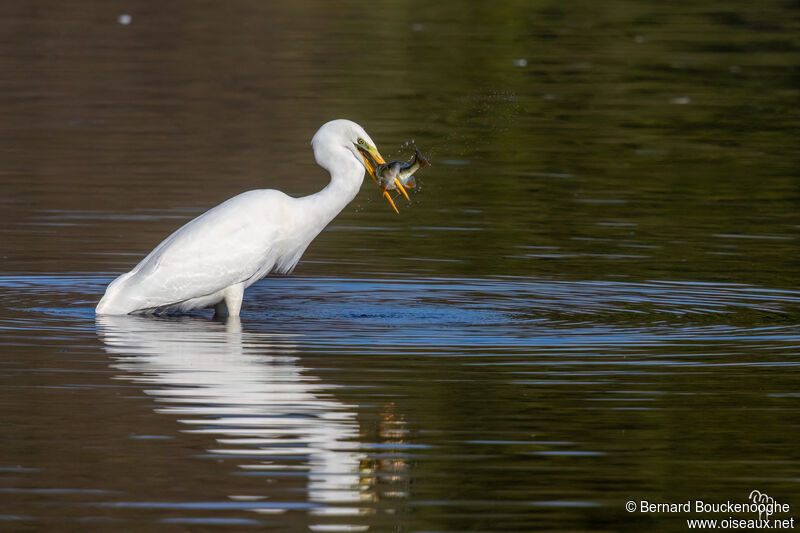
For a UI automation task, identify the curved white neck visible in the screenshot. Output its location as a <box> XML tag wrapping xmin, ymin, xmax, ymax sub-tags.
<box><xmin>299</xmin><ymin>148</ymin><xmax>364</xmax><ymax>234</ymax></box>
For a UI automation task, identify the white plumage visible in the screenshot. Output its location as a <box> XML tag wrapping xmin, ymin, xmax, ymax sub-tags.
<box><xmin>96</xmin><ymin>119</ymin><xmax>385</xmax><ymax>317</ymax></box>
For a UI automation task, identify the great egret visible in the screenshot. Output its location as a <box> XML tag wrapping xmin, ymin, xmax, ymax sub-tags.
<box><xmin>96</xmin><ymin>119</ymin><xmax>388</xmax><ymax>318</ymax></box>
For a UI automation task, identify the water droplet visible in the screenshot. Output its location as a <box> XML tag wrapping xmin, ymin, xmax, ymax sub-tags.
<box><xmin>118</xmin><ymin>14</ymin><xmax>132</xmax><ymax>25</ymax></box>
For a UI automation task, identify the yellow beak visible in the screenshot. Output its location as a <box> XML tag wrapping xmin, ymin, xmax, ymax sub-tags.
<box><xmin>357</xmin><ymin>145</ymin><xmax>386</xmax><ymax>185</ymax></box>
<box><xmin>357</xmin><ymin>144</ymin><xmax>405</xmax><ymax>214</ymax></box>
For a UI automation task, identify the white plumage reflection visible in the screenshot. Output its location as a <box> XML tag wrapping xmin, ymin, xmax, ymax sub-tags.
<box><xmin>96</xmin><ymin>119</ymin><xmax>386</xmax><ymax>317</ymax></box>
<box><xmin>96</xmin><ymin>315</ymin><xmax>375</xmax><ymax>517</ymax></box>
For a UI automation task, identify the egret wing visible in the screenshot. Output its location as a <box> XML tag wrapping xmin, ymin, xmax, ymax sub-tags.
<box><xmin>122</xmin><ymin>190</ymin><xmax>291</xmax><ymax>310</ymax></box>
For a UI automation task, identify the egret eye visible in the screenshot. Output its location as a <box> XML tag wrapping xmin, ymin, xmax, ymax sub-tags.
<box><xmin>357</xmin><ymin>137</ymin><xmax>366</xmax><ymax>146</ymax></box>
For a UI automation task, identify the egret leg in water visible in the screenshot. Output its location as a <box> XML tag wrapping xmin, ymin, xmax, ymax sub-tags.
<box><xmin>213</xmin><ymin>282</ymin><xmax>244</xmax><ymax>319</ymax></box>
<box><xmin>96</xmin><ymin>119</ymin><xmax>387</xmax><ymax>317</ymax></box>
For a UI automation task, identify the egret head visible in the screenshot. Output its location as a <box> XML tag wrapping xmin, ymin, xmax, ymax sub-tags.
<box><xmin>312</xmin><ymin>119</ymin><xmax>385</xmax><ymax>183</ymax></box>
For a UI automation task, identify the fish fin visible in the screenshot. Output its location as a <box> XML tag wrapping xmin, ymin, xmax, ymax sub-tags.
<box><xmin>394</xmin><ymin>178</ymin><xmax>410</xmax><ymax>200</ymax></box>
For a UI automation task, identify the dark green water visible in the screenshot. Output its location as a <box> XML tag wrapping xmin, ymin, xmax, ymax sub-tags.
<box><xmin>1</xmin><ymin>1</ymin><xmax>799</xmax><ymax>532</ymax></box>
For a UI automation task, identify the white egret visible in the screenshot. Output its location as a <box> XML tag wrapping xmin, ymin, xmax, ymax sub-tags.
<box><xmin>96</xmin><ymin>119</ymin><xmax>388</xmax><ymax>318</ymax></box>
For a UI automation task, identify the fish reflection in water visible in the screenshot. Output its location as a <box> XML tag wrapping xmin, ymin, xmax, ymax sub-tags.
<box><xmin>96</xmin><ymin>316</ymin><xmax>408</xmax><ymax>523</ymax></box>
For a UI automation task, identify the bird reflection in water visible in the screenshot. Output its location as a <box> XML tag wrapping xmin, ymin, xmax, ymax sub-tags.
<box><xmin>95</xmin><ymin>315</ymin><xmax>410</xmax><ymax>526</ymax></box>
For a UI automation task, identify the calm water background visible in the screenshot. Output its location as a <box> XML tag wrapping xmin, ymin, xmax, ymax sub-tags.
<box><xmin>1</xmin><ymin>1</ymin><xmax>799</xmax><ymax>531</ymax></box>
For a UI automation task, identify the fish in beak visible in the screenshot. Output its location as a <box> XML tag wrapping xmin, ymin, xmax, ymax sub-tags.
<box><xmin>357</xmin><ymin>144</ymin><xmax>402</xmax><ymax>214</ymax></box>
<box><xmin>373</xmin><ymin>146</ymin><xmax>429</xmax><ymax>213</ymax></box>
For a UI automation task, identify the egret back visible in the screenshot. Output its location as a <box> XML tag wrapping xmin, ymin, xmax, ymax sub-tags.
<box><xmin>96</xmin><ymin>190</ymin><xmax>303</xmax><ymax>314</ymax></box>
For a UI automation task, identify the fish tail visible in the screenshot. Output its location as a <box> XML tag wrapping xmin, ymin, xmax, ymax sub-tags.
<box><xmin>413</xmin><ymin>147</ymin><xmax>429</xmax><ymax>168</ymax></box>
